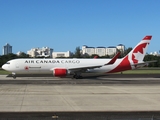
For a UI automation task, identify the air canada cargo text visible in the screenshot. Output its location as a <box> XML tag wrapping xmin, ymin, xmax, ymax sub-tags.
<box><xmin>25</xmin><ymin>60</ymin><xmax>80</xmax><ymax>64</ymax></box>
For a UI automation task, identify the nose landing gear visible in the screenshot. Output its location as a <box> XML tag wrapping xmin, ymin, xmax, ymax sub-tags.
<box><xmin>12</xmin><ymin>72</ymin><xmax>16</xmax><ymax>79</ymax></box>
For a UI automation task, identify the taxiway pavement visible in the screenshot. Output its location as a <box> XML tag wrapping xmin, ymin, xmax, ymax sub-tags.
<box><xmin>0</xmin><ymin>74</ymin><xmax>160</xmax><ymax>112</ymax></box>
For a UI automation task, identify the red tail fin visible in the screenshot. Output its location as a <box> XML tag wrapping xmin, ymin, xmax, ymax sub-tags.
<box><xmin>108</xmin><ymin>35</ymin><xmax>152</xmax><ymax>73</ymax></box>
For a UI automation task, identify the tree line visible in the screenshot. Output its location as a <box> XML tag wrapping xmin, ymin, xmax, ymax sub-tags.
<box><xmin>0</xmin><ymin>47</ymin><xmax>160</xmax><ymax>67</ymax></box>
<box><xmin>0</xmin><ymin>52</ymin><xmax>29</xmax><ymax>68</ymax></box>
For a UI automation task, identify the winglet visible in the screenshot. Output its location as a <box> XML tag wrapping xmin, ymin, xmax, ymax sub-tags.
<box><xmin>104</xmin><ymin>52</ymin><xmax>120</xmax><ymax>65</ymax></box>
<box><xmin>94</xmin><ymin>56</ymin><xmax>98</xmax><ymax>59</ymax></box>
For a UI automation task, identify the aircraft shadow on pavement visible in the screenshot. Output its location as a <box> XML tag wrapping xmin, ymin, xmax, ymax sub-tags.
<box><xmin>6</xmin><ymin>73</ymin><xmax>160</xmax><ymax>78</ymax></box>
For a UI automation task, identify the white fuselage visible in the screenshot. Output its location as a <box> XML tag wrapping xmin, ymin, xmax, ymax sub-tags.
<box><xmin>2</xmin><ymin>58</ymin><xmax>125</xmax><ymax>74</ymax></box>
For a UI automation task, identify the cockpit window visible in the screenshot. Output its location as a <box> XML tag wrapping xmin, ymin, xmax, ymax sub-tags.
<box><xmin>6</xmin><ymin>62</ymin><xmax>10</xmax><ymax>64</ymax></box>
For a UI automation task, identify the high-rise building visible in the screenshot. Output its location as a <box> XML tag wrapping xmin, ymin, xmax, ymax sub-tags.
<box><xmin>3</xmin><ymin>43</ymin><xmax>12</xmax><ymax>55</ymax></box>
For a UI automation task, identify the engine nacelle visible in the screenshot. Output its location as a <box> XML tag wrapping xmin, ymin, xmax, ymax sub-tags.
<box><xmin>53</xmin><ymin>68</ymin><xmax>68</xmax><ymax>77</ymax></box>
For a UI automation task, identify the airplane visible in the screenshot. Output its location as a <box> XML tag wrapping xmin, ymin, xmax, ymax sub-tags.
<box><xmin>2</xmin><ymin>35</ymin><xmax>154</xmax><ymax>79</ymax></box>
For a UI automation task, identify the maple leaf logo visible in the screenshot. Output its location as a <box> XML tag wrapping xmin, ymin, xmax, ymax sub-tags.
<box><xmin>132</xmin><ymin>43</ymin><xmax>148</xmax><ymax>64</ymax></box>
<box><xmin>24</xmin><ymin>66</ymin><xmax>29</xmax><ymax>70</ymax></box>
<box><xmin>132</xmin><ymin>54</ymin><xmax>138</xmax><ymax>64</ymax></box>
<box><xmin>133</xmin><ymin>43</ymin><xmax>147</xmax><ymax>54</ymax></box>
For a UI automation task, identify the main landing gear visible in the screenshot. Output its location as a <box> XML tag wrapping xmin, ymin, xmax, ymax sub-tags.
<box><xmin>72</xmin><ymin>73</ymin><xmax>83</xmax><ymax>79</ymax></box>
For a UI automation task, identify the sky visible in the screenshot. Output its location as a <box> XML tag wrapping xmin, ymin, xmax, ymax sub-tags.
<box><xmin>0</xmin><ymin>0</ymin><xmax>160</xmax><ymax>55</ymax></box>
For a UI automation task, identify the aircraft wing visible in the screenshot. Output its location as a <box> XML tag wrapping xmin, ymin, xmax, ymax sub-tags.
<box><xmin>68</xmin><ymin>65</ymin><xmax>102</xmax><ymax>72</ymax></box>
<box><xmin>68</xmin><ymin>52</ymin><xmax>120</xmax><ymax>72</ymax></box>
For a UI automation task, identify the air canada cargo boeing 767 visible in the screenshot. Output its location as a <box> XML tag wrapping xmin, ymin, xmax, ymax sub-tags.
<box><xmin>2</xmin><ymin>36</ymin><xmax>154</xmax><ymax>79</ymax></box>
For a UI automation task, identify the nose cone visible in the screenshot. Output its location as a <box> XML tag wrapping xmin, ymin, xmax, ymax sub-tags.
<box><xmin>2</xmin><ymin>64</ymin><xmax>9</xmax><ymax>71</ymax></box>
<box><xmin>2</xmin><ymin>64</ymin><xmax>6</xmax><ymax>70</ymax></box>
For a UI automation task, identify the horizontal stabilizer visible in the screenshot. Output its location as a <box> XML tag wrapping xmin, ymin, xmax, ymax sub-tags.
<box><xmin>131</xmin><ymin>60</ymin><xmax>157</xmax><ymax>67</ymax></box>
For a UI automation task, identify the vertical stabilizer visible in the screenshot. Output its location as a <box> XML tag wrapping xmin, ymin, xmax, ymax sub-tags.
<box><xmin>127</xmin><ymin>36</ymin><xmax>152</xmax><ymax>64</ymax></box>
<box><xmin>108</xmin><ymin>35</ymin><xmax>152</xmax><ymax>73</ymax></box>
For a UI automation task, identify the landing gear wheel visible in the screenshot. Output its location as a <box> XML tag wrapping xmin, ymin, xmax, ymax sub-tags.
<box><xmin>73</xmin><ymin>74</ymin><xmax>83</xmax><ymax>79</ymax></box>
<box><xmin>12</xmin><ymin>73</ymin><xmax>16</xmax><ymax>79</ymax></box>
<box><xmin>76</xmin><ymin>75</ymin><xmax>83</xmax><ymax>79</ymax></box>
<box><xmin>13</xmin><ymin>75</ymin><xmax>16</xmax><ymax>79</ymax></box>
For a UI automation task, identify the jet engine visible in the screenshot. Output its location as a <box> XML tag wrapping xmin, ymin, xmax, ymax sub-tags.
<box><xmin>53</xmin><ymin>68</ymin><xmax>68</xmax><ymax>77</ymax></box>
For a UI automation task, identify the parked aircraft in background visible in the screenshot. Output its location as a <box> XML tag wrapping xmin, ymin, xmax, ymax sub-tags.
<box><xmin>2</xmin><ymin>35</ymin><xmax>154</xmax><ymax>79</ymax></box>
